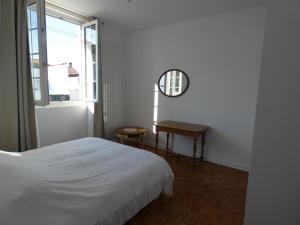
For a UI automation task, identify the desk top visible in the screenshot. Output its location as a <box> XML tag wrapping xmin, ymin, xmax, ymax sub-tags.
<box><xmin>156</xmin><ymin>120</ymin><xmax>209</xmax><ymax>133</ymax></box>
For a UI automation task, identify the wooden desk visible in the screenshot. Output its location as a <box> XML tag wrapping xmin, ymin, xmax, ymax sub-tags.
<box><xmin>155</xmin><ymin>120</ymin><xmax>209</xmax><ymax>166</ymax></box>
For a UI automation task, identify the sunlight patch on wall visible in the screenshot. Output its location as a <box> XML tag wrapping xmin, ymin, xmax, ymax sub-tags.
<box><xmin>153</xmin><ymin>84</ymin><xmax>159</xmax><ymax>133</ymax></box>
<box><xmin>87</xmin><ymin>102</ymin><xmax>95</xmax><ymax>115</ymax></box>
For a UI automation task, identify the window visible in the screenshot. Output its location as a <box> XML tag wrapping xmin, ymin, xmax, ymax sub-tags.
<box><xmin>83</xmin><ymin>21</ymin><xmax>99</xmax><ymax>102</ymax></box>
<box><xmin>164</xmin><ymin>71</ymin><xmax>183</xmax><ymax>96</ymax></box>
<box><xmin>27</xmin><ymin>0</ymin><xmax>49</xmax><ymax>106</ymax></box>
<box><xmin>26</xmin><ymin>0</ymin><xmax>99</xmax><ymax>105</ymax></box>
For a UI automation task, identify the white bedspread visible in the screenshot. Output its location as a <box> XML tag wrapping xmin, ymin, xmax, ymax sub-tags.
<box><xmin>0</xmin><ymin>138</ymin><xmax>174</xmax><ymax>225</ymax></box>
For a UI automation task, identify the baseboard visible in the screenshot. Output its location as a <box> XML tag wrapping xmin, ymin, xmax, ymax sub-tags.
<box><xmin>144</xmin><ymin>139</ymin><xmax>249</xmax><ymax>172</ymax></box>
<box><xmin>205</xmin><ymin>156</ymin><xmax>249</xmax><ymax>172</ymax></box>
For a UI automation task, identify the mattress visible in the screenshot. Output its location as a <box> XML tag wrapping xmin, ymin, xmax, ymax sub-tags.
<box><xmin>0</xmin><ymin>137</ymin><xmax>174</xmax><ymax>225</ymax></box>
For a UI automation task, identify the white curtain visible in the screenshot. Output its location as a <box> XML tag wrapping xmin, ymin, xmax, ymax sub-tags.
<box><xmin>0</xmin><ymin>0</ymin><xmax>38</xmax><ymax>152</ymax></box>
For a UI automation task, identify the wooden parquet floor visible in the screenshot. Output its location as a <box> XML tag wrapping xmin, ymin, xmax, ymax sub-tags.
<box><xmin>125</xmin><ymin>146</ymin><xmax>248</xmax><ymax>225</ymax></box>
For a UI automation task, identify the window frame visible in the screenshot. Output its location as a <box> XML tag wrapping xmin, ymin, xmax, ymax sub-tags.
<box><xmin>82</xmin><ymin>19</ymin><xmax>100</xmax><ymax>103</ymax></box>
<box><xmin>26</xmin><ymin>1</ymin><xmax>100</xmax><ymax>106</ymax></box>
<box><xmin>26</xmin><ymin>0</ymin><xmax>49</xmax><ymax>106</ymax></box>
<box><xmin>45</xmin><ymin>2</ymin><xmax>90</xmax><ymax>25</ymax></box>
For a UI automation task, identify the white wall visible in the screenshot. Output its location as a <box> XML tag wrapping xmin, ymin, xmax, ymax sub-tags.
<box><xmin>244</xmin><ymin>1</ymin><xmax>300</xmax><ymax>224</ymax></box>
<box><xmin>36</xmin><ymin>105</ymin><xmax>88</xmax><ymax>147</ymax></box>
<box><xmin>125</xmin><ymin>6</ymin><xmax>266</xmax><ymax>171</ymax></box>
<box><xmin>101</xmin><ymin>23</ymin><xmax>126</xmax><ymax>46</ymax></box>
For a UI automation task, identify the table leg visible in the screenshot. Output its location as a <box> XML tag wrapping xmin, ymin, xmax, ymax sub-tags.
<box><xmin>193</xmin><ymin>136</ymin><xmax>198</xmax><ymax>167</ymax></box>
<box><xmin>155</xmin><ymin>131</ymin><xmax>159</xmax><ymax>154</ymax></box>
<box><xmin>166</xmin><ymin>133</ymin><xmax>170</xmax><ymax>151</ymax></box>
<box><xmin>120</xmin><ymin>136</ymin><xmax>124</xmax><ymax>144</ymax></box>
<box><xmin>166</xmin><ymin>132</ymin><xmax>170</xmax><ymax>158</ymax></box>
<box><xmin>200</xmin><ymin>132</ymin><xmax>206</xmax><ymax>161</ymax></box>
<box><xmin>137</xmin><ymin>135</ymin><xmax>141</xmax><ymax>148</ymax></box>
<box><xmin>141</xmin><ymin>133</ymin><xmax>145</xmax><ymax>149</ymax></box>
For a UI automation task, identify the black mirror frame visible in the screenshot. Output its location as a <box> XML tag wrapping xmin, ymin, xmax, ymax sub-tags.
<box><xmin>157</xmin><ymin>69</ymin><xmax>190</xmax><ymax>97</ymax></box>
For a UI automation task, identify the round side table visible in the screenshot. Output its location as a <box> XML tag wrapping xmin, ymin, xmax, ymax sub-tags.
<box><xmin>115</xmin><ymin>127</ymin><xmax>147</xmax><ymax>149</ymax></box>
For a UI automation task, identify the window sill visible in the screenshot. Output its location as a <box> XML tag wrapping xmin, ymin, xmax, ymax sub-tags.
<box><xmin>35</xmin><ymin>101</ymin><xmax>86</xmax><ymax>109</ymax></box>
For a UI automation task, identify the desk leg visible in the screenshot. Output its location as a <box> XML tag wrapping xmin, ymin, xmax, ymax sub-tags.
<box><xmin>193</xmin><ymin>136</ymin><xmax>198</xmax><ymax>167</ymax></box>
<box><xmin>155</xmin><ymin>131</ymin><xmax>159</xmax><ymax>154</ymax></box>
<box><xmin>165</xmin><ymin>132</ymin><xmax>170</xmax><ymax>159</ymax></box>
<box><xmin>200</xmin><ymin>132</ymin><xmax>206</xmax><ymax>161</ymax></box>
<box><xmin>166</xmin><ymin>133</ymin><xmax>170</xmax><ymax>152</ymax></box>
<box><xmin>141</xmin><ymin>133</ymin><xmax>145</xmax><ymax>149</ymax></box>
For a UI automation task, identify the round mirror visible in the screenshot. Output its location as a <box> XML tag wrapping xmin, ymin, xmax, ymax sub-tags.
<box><xmin>158</xmin><ymin>69</ymin><xmax>189</xmax><ymax>97</ymax></box>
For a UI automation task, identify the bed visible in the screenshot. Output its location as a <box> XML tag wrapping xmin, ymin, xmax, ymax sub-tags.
<box><xmin>0</xmin><ymin>137</ymin><xmax>174</xmax><ymax>225</ymax></box>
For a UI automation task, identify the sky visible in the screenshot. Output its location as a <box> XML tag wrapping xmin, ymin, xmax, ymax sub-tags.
<box><xmin>46</xmin><ymin>15</ymin><xmax>82</xmax><ymax>99</ymax></box>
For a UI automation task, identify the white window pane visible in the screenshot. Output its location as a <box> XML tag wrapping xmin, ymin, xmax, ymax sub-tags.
<box><xmin>93</xmin><ymin>82</ymin><xmax>96</xmax><ymax>100</ymax></box>
<box><xmin>30</xmin><ymin>29</ymin><xmax>39</xmax><ymax>54</ymax></box>
<box><xmin>91</xmin><ymin>24</ymin><xmax>96</xmax><ymax>44</ymax></box>
<box><xmin>86</xmin><ymin>63</ymin><xmax>94</xmax><ymax>81</ymax></box>
<box><xmin>85</xmin><ymin>27</ymin><xmax>92</xmax><ymax>43</ymax></box>
<box><xmin>27</xmin><ymin>4</ymin><xmax>38</xmax><ymax>29</ymax></box>
<box><xmin>32</xmin><ymin>53</ymin><xmax>39</xmax><ymax>60</ymax></box>
<box><xmin>30</xmin><ymin>6</ymin><xmax>38</xmax><ymax>29</ymax></box>
<box><xmin>33</xmin><ymin>78</ymin><xmax>41</xmax><ymax>101</ymax></box>
<box><xmin>27</xmin><ymin>8</ymin><xmax>31</xmax><ymax>31</ymax></box>
<box><xmin>33</xmin><ymin>67</ymin><xmax>40</xmax><ymax>78</ymax></box>
<box><xmin>93</xmin><ymin>64</ymin><xmax>96</xmax><ymax>80</ymax></box>
<box><xmin>91</xmin><ymin>44</ymin><xmax>96</xmax><ymax>63</ymax></box>
<box><xmin>26</xmin><ymin>0</ymin><xmax>49</xmax><ymax>106</ymax></box>
<box><xmin>27</xmin><ymin>3</ymin><xmax>41</xmax><ymax>103</ymax></box>
<box><xmin>83</xmin><ymin>20</ymin><xmax>98</xmax><ymax>102</ymax></box>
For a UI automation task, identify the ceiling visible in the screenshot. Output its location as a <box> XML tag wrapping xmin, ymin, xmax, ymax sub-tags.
<box><xmin>48</xmin><ymin>0</ymin><xmax>266</xmax><ymax>31</ymax></box>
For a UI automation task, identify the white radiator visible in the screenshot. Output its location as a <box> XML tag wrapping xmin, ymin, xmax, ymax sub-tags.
<box><xmin>101</xmin><ymin>41</ymin><xmax>126</xmax><ymax>139</ymax></box>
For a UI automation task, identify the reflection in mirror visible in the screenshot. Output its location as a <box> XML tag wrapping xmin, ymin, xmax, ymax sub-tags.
<box><xmin>158</xmin><ymin>69</ymin><xmax>189</xmax><ymax>97</ymax></box>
